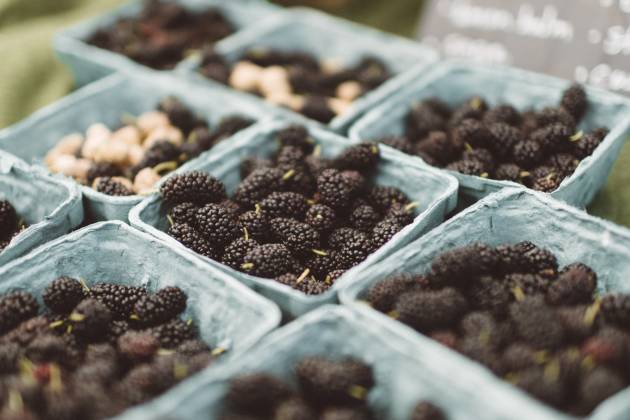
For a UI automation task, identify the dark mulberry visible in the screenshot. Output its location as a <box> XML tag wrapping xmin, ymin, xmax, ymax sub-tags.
<box><xmin>367</xmin><ymin>274</ymin><xmax>425</xmax><ymax>313</ymax></box>
<box><xmin>43</xmin><ymin>276</ymin><xmax>86</xmax><ymax>314</ymax></box>
<box><xmin>317</xmin><ymin>169</ymin><xmax>354</xmax><ymax>210</ymax></box>
<box><xmin>509</xmin><ymin>296</ymin><xmax>564</xmax><ymax>349</ymax></box>
<box><xmin>94</xmin><ymin>177</ymin><xmax>134</xmax><ymax>196</ymax></box>
<box><xmin>561</xmin><ymin>84</ymin><xmax>588</xmax><ymax>121</ymax></box>
<box><xmin>160</xmin><ymin>171</ymin><xmax>226</xmax><ymax>205</ymax></box>
<box><xmin>371</xmin><ymin>219</ymin><xmax>403</xmax><ymax>250</ymax></box>
<box><xmin>332</xmin><ymin>143</ymin><xmax>380</xmax><ymax>174</ymax></box>
<box><xmin>196</xmin><ymin>203</ymin><xmax>240</xmax><ymax>246</ymax></box>
<box><xmin>270</xmin><ymin>218</ymin><xmax>320</xmax><ymax>252</ymax></box>
<box><xmin>446</xmin><ymin>159</ymin><xmax>487</xmax><ymax>177</ymax></box>
<box><xmin>260</xmin><ymin>191</ymin><xmax>308</xmax><ymax>220</ymax></box>
<box><xmin>368</xmin><ymin>186</ymin><xmax>409</xmax><ymax>212</ymax></box>
<box><xmin>394</xmin><ymin>288</ymin><xmax>468</xmax><ymax>331</ymax></box>
<box><xmin>305</xmin><ymin>204</ymin><xmax>336</xmax><ymax>232</ymax></box>
<box><xmin>168</xmin><ymin>223</ymin><xmax>217</xmax><ymax>259</ymax></box>
<box><xmin>234</xmin><ymin>168</ymin><xmax>286</xmax><ymax>207</ymax></box>
<box><xmin>90</xmin><ymin>283</ymin><xmax>147</xmax><ymax>320</ymax></box>
<box><xmin>238</xmin><ymin>210</ymin><xmax>269</xmax><ymax>241</ymax></box>
<box><xmin>242</xmin><ymin>244</ymin><xmax>297</xmax><ymax>278</ymax></box>
<box><xmin>453</xmin><ymin>119</ymin><xmax>493</xmax><ymax>149</ymax></box>
<box><xmin>600</xmin><ymin>293</ymin><xmax>630</xmax><ymax>326</ymax></box>
<box><xmin>547</xmin><ymin>263</ymin><xmax>596</xmax><ymax>305</ymax></box>
<box><xmin>483</xmin><ymin>105</ymin><xmax>521</xmax><ymax>127</ymax></box>
<box><xmin>170</xmin><ymin>202</ymin><xmax>198</xmax><ymax>225</ymax></box>
<box><xmin>70</xmin><ymin>298</ymin><xmax>112</xmax><ymax>341</ymax></box>
<box><xmin>226</xmin><ymin>373</ymin><xmax>291</xmax><ymax>416</ymax></box>
<box><xmin>512</xmin><ymin>140</ymin><xmax>543</xmax><ymax>169</ymax></box>
<box><xmin>222</xmin><ymin>238</ymin><xmax>259</xmax><ymax>270</ymax></box>
<box><xmin>0</xmin><ymin>291</ymin><xmax>39</xmax><ymax>334</ymax></box>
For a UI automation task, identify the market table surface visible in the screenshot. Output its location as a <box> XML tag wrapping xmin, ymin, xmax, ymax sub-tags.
<box><xmin>0</xmin><ymin>0</ymin><xmax>628</xmax><ymax>227</ymax></box>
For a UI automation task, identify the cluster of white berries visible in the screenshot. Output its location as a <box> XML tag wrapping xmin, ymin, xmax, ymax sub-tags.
<box><xmin>45</xmin><ymin>110</ymin><xmax>183</xmax><ymax>195</ymax></box>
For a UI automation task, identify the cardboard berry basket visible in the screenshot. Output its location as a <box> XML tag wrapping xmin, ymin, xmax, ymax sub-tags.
<box><xmin>0</xmin><ymin>72</ymin><xmax>284</xmax><ymax>222</ymax></box>
<box><xmin>0</xmin><ymin>151</ymin><xmax>83</xmax><ymax>265</ymax></box>
<box><xmin>178</xmin><ymin>7</ymin><xmax>439</xmax><ymax>133</ymax></box>
<box><xmin>0</xmin><ymin>221</ymin><xmax>281</xmax><ymax>419</ymax></box>
<box><xmin>349</xmin><ymin>61</ymin><xmax>630</xmax><ymax>209</ymax></box>
<box><xmin>121</xmin><ymin>305</ymin><xmax>527</xmax><ymax>420</ymax></box>
<box><xmin>53</xmin><ymin>0</ymin><xmax>281</xmax><ymax>87</ymax></box>
<box><xmin>340</xmin><ymin>188</ymin><xmax>630</xmax><ymax>420</ymax></box>
<box><xmin>128</xmin><ymin>119</ymin><xmax>458</xmax><ymax>318</ymax></box>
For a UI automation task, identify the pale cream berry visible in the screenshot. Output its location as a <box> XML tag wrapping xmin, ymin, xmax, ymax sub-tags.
<box><xmin>48</xmin><ymin>155</ymin><xmax>91</xmax><ymax>182</ymax></box>
<box><xmin>133</xmin><ymin>167</ymin><xmax>161</xmax><ymax>194</ymax></box>
<box><xmin>112</xmin><ymin>125</ymin><xmax>142</xmax><ymax>146</ymax></box>
<box><xmin>86</xmin><ymin>123</ymin><xmax>111</xmax><ymax>142</ymax></box>
<box><xmin>328</xmin><ymin>98</ymin><xmax>353</xmax><ymax>116</ymax></box>
<box><xmin>258</xmin><ymin>65</ymin><xmax>291</xmax><ymax>97</ymax></box>
<box><xmin>143</xmin><ymin>126</ymin><xmax>184</xmax><ymax>149</ymax></box>
<box><xmin>55</xmin><ymin>133</ymin><xmax>84</xmax><ymax>155</ymax></box>
<box><xmin>127</xmin><ymin>145</ymin><xmax>145</xmax><ymax>167</ymax></box>
<box><xmin>320</xmin><ymin>58</ymin><xmax>343</xmax><ymax>74</ymax></box>
<box><xmin>93</xmin><ymin>140</ymin><xmax>129</xmax><ymax>165</ymax></box>
<box><xmin>229</xmin><ymin>61</ymin><xmax>263</xmax><ymax>92</ymax></box>
<box><xmin>336</xmin><ymin>81</ymin><xmax>363</xmax><ymax>101</ymax></box>
<box><xmin>136</xmin><ymin>111</ymin><xmax>170</xmax><ymax>135</ymax></box>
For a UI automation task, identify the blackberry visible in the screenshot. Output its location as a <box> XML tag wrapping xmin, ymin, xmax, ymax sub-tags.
<box><xmin>270</xmin><ymin>218</ymin><xmax>320</xmax><ymax>252</ymax></box>
<box><xmin>577</xmin><ymin>367</ymin><xmax>626</xmax><ymax>414</ymax></box>
<box><xmin>0</xmin><ymin>291</ymin><xmax>38</xmax><ymax>333</ymax></box>
<box><xmin>367</xmin><ymin>274</ymin><xmax>426</xmax><ymax>313</ymax></box>
<box><xmin>240</xmin><ymin>157</ymin><xmax>272</xmax><ymax>179</ymax></box>
<box><xmin>556</xmin><ymin>305</ymin><xmax>595</xmax><ymax>342</ymax></box>
<box><xmin>411</xmin><ymin>402</ymin><xmax>446</xmax><ymax>420</ymax></box>
<box><xmin>530</xmin><ymin>123</ymin><xmax>573</xmax><ymax>153</ymax></box>
<box><xmin>196</xmin><ymin>203</ymin><xmax>240</xmax><ymax>246</ymax></box>
<box><xmin>260</xmin><ymin>192</ymin><xmax>308</xmax><ymax>220</ymax></box>
<box><xmin>405</xmin><ymin>103</ymin><xmax>446</xmax><ymax>139</ymax></box>
<box><xmin>43</xmin><ymin>276</ymin><xmax>86</xmax><ymax>314</ymax></box>
<box><xmin>157</xmin><ymin>286</ymin><xmax>187</xmax><ymax>316</ymax></box>
<box><xmin>234</xmin><ymin>168</ymin><xmax>286</xmax><ymax>207</ymax></box>
<box><xmin>170</xmin><ymin>202</ymin><xmax>198</xmax><ymax>225</ymax></box>
<box><xmin>467</xmin><ymin>276</ymin><xmax>511</xmax><ymax>316</ymax></box>
<box><xmin>86</xmin><ymin>162</ymin><xmax>122</xmax><ymax>184</ymax></box>
<box><xmin>495</xmin><ymin>163</ymin><xmax>525</xmax><ymax>182</ymax></box>
<box><xmin>305</xmin><ymin>204</ymin><xmax>336</xmax><ymax>232</ymax></box>
<box><xmin>117</xmin><ymin>331</ymin><xmax>159</xmax><ymax>362</ymax></box>
<box><xmin>416</xmin><ymin>131</ymin><xmax>457</xmax><ymax>165</ymax></box>
<box><xmin>94</xmin><ymin>177</ymin><xmax>134</xmax><ymax>196</ymax></box>
<box><xmin>276</xmin><ymin>272</ymin><xmax>330</xmax><ymax>295</ymax></box>
<box><xmin>561</xmin><ymin>84</ymin><xmax>588</xmax><ymax>121</ymax></box>
<box><xmin>462</xmin><ymin>148</ymin><xmax>495</xmax><ymax>173</ymax></box>
<box><xmin>158</xmin><ymin>96</ymin><xmax>198</xmax><ymax>134</ymax></box>
<box><xmin>394</xmin><ymin>288</ymin><xmax>468</xmax><ymax>331</ymax></box>
<box><xmin>506</xmin><ymin>273</ymin><xmax>550</xmax><ymax>297</ymax></box>
<box><xmin>226</xmin><ymin>373</ymin><xmax>291</xmax><ymax>415</ymax></box>
<box><xmin>537</xmin><ymin>107</ymin><xmax>576</xmax><ymax>131</ymax></box>
<box><xmin>317</xmin><ymin>169</ymin><xmax>354</xmax><ymax>210</ymax></box>
<box><xmin>547</xmin><ymin>263</ymin><xmax>597</xmax><ymax>305</ymax></box>
<box><xmin>90</xmin><ymin>283</ymin><xmax>147</xmax><ymax>320</ymax></box>
<box><xmin>430</xmin><ymin>243</ymin><xmax>498</xmax><ymax>286</ymax></box>
<box><xmin>488</xmin><ymin>122</ymin><xmax>523</xmax><ymax>159</ymax></box>
<box><xmin>572</xmin><ymin>130</ymin><xmax>606</xmax><ymax>159</ymax></box>
<box><xmin>512</xmin><ymin>140</ymin><xmax>543</xmax><ymax>169</ymax></box>
<box><xmin>296</xmin><ymin>357</ymin><xmax>373</xmax><ymax>406</ymax></box>
<box><xmin>273</xmin><ymin>398</ymin><xmax>316</xmax><ymax>420</ymax></box>
<box><xmin>222</xmin><ymin>238</ymin><xmax>259</xmax><ymax>270</ymax></box>
<box><xmin>168</xmin><ymin>223</ymin><xmax>218</xmax><ymax>259</ymax></box>
<box><xmin>483</xmin><ymin>104</ymin><xmax>521</xmax><ymax>126</ymax></box>
<box><xmin>509</xmin><ymin>296</ymin><xmax>564</xmax><ymax>349</ymax></box>
<box><xmin>133</xmin><ymin>140</ymin><xmax>181</xmax><ymax>174</ymax></box>
<box><xmin>70</xmin><ymin>298</ymin><xmax>112</xmax><ymax>341</ymax></box>
<box><xmin>160</xmin><ymin>171</ymin><xmax>226</xmax><ymax>205</ymax></box>
<box><xmin>333</xmin><ymin>143</ymin><xmax>380</xmax><ymax>174</ymax></box>
<box><xmin>148</xmin><ymin>318</ymin><xmax>195</xmax><ymax>348</ymax></box>
<box><xmin>277</xmin><ymin>125</ymin><xmax>314</xmax><ymax>153</ymax></box>
<box><xmin>242</xmin><ymin>244</ymin><xmax>297</xmax><ymax>278</ymax></box>
<box><xmin>446</xmin><ymin>159</ymin><xmax>487</xmax><ymax>177</ymax></box>
<box><xmin>368</xmin><ymin>186</ymin><xmax>409</xmax><ymax>212</ymax></box>
<box><xmin>349</xmin><ymin>205</ymin><xmax>380</xmax><ymax>232</ymax></box>
<box><xmin>371</xmin><ymin>219</ymin><xmax>403</xmax><ymax>250</ymax></box>
<box><xmin>379</xmin><ymin>136</ymin><xmax>414</xmax><ymax>154</ymax></box>
<box><xmin>600</xmin><ymin>293</ymin><xmax>630</xmax><ymax>326</ymax></box>
<box><xmin>514</xmin><ymin>367</ymin><xmax>568</xmax><ymax>408</ymax></box>
<box><xmin>238</xmin><ymin>210</ymin><xmax>269</xmax><ymax>241</ymax></box>
<box><xmin>453</xmin><ymin>119</ymin><xmax>493</xmax><ymax>149</ymax></box>
<box><xmin>301</xmin><ymin>96</ymin><xmax>336</xmax><ymax>123</ymax></box>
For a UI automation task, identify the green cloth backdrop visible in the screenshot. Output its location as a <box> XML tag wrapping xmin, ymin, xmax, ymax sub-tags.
<box><xmin>0</xmin><ymin>0</ymin><xmax>628</xmax><ymax>226</ymax></box>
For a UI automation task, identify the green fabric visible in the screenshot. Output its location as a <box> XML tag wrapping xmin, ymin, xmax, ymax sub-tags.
<box><xmin>0</xmin><ymin>0</ymin><xmax>628</xmax><ymax>227</ymax></box>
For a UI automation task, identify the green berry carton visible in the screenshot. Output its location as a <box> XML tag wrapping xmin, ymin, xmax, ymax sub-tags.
<box><xmin>129</xmin><ymin>119</ymin><xmax>458</xmax><ymax>318</ymax></box>
<box><xmin>340</xmin><ymin>188</ymin><xmax>630</xmax><ymax>419</ymax></box>
<box><xmin>0</xmin><ymin>151</ymin><xmax>83</xmax><ymax>265</ymax></box>
<box><xmin>0</xmin><ymin>72</ymin><xmax>283</xmax><ymax>222</ymax></box>
<box><xmin>54</xmin><ymin>0</ymin><xmax>281</xmax><ymax>87</ymax></box>
<box><xmin>178</xmin><ymin>7</ymin><xmax>439</xmax><ymax>133</ymax></box>
<box><xmin>0</xmin><ymin>221</ymin><xmax>281</xmax><ymax>418</ymax></box>
<box><xmin>349</xmin><ymin>61</ymin><xmax>630</xmax><ymax>208</ymax></box>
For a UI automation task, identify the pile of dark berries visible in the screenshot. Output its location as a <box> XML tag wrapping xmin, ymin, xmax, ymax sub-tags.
<box><xmin>199</xmin><ymin>48</ymin><xmax>391</xmax><ymax>123</ymax></box>
<box><xmin>373</xmin><ymin>84</ymin><xmax>609</xmax><ymax>192</ymax></box>
<box><xmin>220</xmin><ymin>356</ymin><xmax>378</xmax><ymax>419</ymax></box>
<box><xmin>162</xmin><ymin>125</ymin><xmax>417</xmax><ymax>295</ymax></box>
<box><xmin>367</xmin><ymin>242</ymin><xmax>630</xmax><ymax>415</ymax></box>
<box><xmin>411</xmin><ymin>401</ymin><xmax>447</xmax><ymax>420</ymax></box>
<box><xmin>45</xmin><ymin>96</ymin><xmax>253</xmax><ymax>196</ymax></box>
<box><xmin>0</xmin><ymin>278</ymin><xmax>218</xmax><ymax>419</ymax></box>
<box><xmin>0</xmin><ymin>199</ymin><xmax>25</xmax><ymax>252</ymax></box>
<box><xmin>88</xmin><ymin>0</ymin><xmax>235</xmax><ymax>70</ymax></box>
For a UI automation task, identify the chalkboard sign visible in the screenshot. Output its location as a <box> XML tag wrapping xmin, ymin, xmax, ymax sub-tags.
<box><xmin>418</xmin><ymin>0</ymin><xmax>630</xmax><ymax>95</ymax></box>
